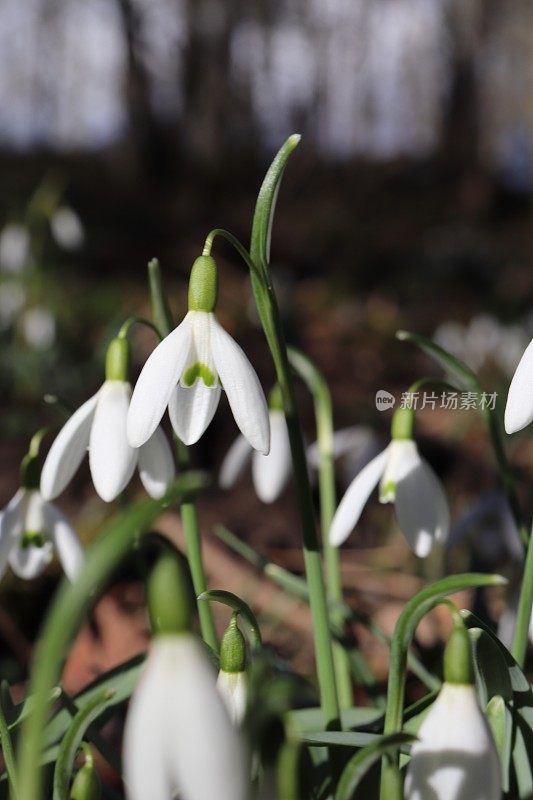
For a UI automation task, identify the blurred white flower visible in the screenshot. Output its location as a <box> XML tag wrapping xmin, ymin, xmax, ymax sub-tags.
<box><xmin>21</xmin><ymin>307</ymin><xmax>56</xmax><ymax>350</ymax></box>
<box><xmin>405</xmin><ymin>683</ymin><xmax>501</xmax><ymax>800</ymax></box>
<box><xmin>51</xmin><ymin>206</ymin><xmax>85</xmax><ymax>250</ymax></box>
<box><xmin>0</xmin><ymin>223</ymin><xmax>30</xmax><ymax>273</ymax></box>
<box><xmin>0</xmin><ymin>281</ymin><xmax>26</xmax><ymax>329</ymax></box>
<box><xmin>41</xmin><ymin>380</ymin><xmax>175</xmax><ymax>503</ymax></box>
<box><xmin>127</xmin><ymin>309</ymin><xmax>270</xmax><ymax>454</ymax></box>
<box><xmin>0</xmin><ymin>488</ymin><xmax>83</xmax><ymax>581</ymax></box>
<box><xmin>123</xmin><ymin>636</ymin><xmax>249</xmax><ymax>800</ymax></box>
<box><xmin>220</xmin><ymin>408</ymin><xmax>290</xmax><ymax>503</ymax></box>
<box><xmin>505</xmin><ymin>335</ymin><xmax>533</xmax><ymax>433</ymax></box>
<box><xmin>330</xmin><ymin>439</ymin><xmax>449</xmax><ymax>557</ymax></box>
<box><xmin>307</xmin><ymin>425</ymin><xmax>381</xmax><ymax>488</ymax></box>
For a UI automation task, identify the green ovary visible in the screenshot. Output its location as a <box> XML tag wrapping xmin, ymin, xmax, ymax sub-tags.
<box><xmin>182</xmin><ymin>362</ymin><xmax>216</xmax><ymax>388</ymax></box>
<box><xmin>379</xmin><ymin>480</ymin><xmax>396</xmax><ymax>503</ymax></box>
<box><xmin>21</xmin><ymin>530</ymin><xmax>46</xmax><ymax>549</ymax></box>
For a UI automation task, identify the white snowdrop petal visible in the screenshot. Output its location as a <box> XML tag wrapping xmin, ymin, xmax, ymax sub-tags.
<box><xmin>210</xmin><ymin>315</ymin><xmax>270</xmax><ymax>454</ymax></box>
<box><xmin>9</xmin><ymin>493</ymin><xmax>54</xmax><ymax>579</ymax></box>
<box><xmin>393</xmin><ymin>445</ymin><xmax>450</xmax><ymax>557</ymax></box>
<box><xmin>123</xmin><ymin>648</ymin><xmax>172</xmax><ymax>800</ymax></box>
<box><xmin>160</xmin><ymin>638</ymin><xmax>249</xmax><ymax>800</ymax></box>
<box><xmin>138</xmin><ymin>427</ymin><xmax>175</xmax><ymax>499</ymax></box>
<box><xmin>168</xmin><ymin>382</ymin><xmax>221</xmax><ymax>445</ymax></box>
<box><xmin>44</xmin><ymin>503</ymin><xmax>84</xmax><ymax>580</ymax></box>
<box><xmin>127</xmin><ymin>314</ymin><xmax>194</xmax><ymax>448</ymax></box>
<box><xmin>40</xmin><ymin>392</ymin><xmax>99</xmax><ymax>500</ymax></box>
<box><xmin>252</xmin><ymin>410</ymin><xmax>291</xmax><ymax>503</ymax></box>
<box><xmin>405</xmin><ymin>683</ymin><xmax>501</xmax><ymax>800</ymax></box>
<box><xmin>0</xmin><ymin>489</ymin><xmax>27</xmax><ymax>578</ymax></box>
<box><xmin>329</xmin><ymin>447</ymin><xmax>390</xmax><ymax>546</ymax></box>
<box><xmin>89</xmin><ymin>381</ymin><xmax>137</xmax><ymax>502</ymax></box>
<box><xmin>216</xmin><ymin>670</ymin><xmax>247</xmax><ymax>725</ymax></box>
<box><xmin>219</xmin><ymin>434</ymin><xmax>252</xmax><ymax>489</ymax></box>
<box><xmin>505</xmin><ymin>338</ymin><xmax>533</xmax><ymax>434</ymax></box>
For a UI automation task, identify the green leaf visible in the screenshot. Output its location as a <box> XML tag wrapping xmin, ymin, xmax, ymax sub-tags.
<box><xmin>396</xmin><ymin>330</ymin><xmax>479</xmax><ymax>391</ymax></box>
<box><xmin>198</xmin><ymin>590</ymin><xmax>262</xmax><ymax>649</ymax></box>
<box><xmin>53</xmin><ymin>688</ymin><xmax>115</xmax><ymax>800</ymax></box>
<box><xmin>468</xmin><ymin>627</ymin><xmax>513</xmax><ymax>705</ymax></box>
<box><xmin>486</xmin><ymin>695</ymin><xmax>512</xmax><ymax>794</ymax></box>
<box><xmin>335</xmin><ymin>732</ymin><xmax>416</xmax><ymax>800</ymax></box>
<box><xmin>250</xmin><ymin>134</ymin><xmax>300</xmax><ymax>273</ymax></box>
<box><xmin>302</xmin><ymin>731</ymin><xmax>377</xmax><ymax>748</ymax></box>
<box><xmin>0</xmin><ymin>690</ymin><xmax>18</xmax><ymax>799</ymax></box>
<box><xmin>286</xmin><ymin>706</ymin><xmax>383</xmax><ymax>737</ymax></box>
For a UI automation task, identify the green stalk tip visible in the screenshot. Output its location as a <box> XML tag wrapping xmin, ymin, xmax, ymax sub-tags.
<box><xmin>391</xmin><ymin>406</ymin><xmax>414</xmax><ymax>440</ymax></box>
<box><xmin>188</xmin><ymin>255</ymin><xmax>218</xmax><ymax>312</ymax></box>
<box><xmin>105</xmin><ymin>337</ymin><xmax>129</xmax><ymax>382</ymax></box>
<box><xmin>443</xmin><ymin>618</ymin><xmax>473</xmax><ymax>685</ymax></box>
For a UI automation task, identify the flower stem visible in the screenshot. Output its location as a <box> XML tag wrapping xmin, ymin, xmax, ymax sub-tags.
<box><xmin>147</xmin><ymin>257</ymin><xmax>218</xmax><ymax>652</ymax></box>
<box><xmin>511</xmin><ymin>518</ymin><xmax>533</xmax><ymax>666</ymax></box>
<box><xmin>288</xmin><ymin>347</ymin><xmax>353</xmax><ymax>709</ymax></box>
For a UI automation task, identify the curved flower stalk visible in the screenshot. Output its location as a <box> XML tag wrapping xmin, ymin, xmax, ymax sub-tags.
<box><xmin>405</xmin><ymin>616</ymin><xmax>501</xmax><ymax>800</ymax></box>
<box><xmin>127</xmin><ymin>255</ymin><xmax>270</xmax><ymax>455</ymax></box>
<box><xmin>306</xmin><ymin>424</ymin><xmax>380</xmax><ymax>487</ymax></box>
<box><xmin>124</xmin><ymin>555</ymin><xmax>249</xmax><ymax>800</ymax></box>
<box><xmin>330</xmin><ymin>407</ymin><xmax>449</xmax><ymax>557</ymax></box>
<box><xmin>41</xmin><ymin>336</ymin><xmax>175</xmax><ymax>503</ymax></box>
<box><xmin>216</xmin><ymin>613</ymin><xmax>248</xmax><ymax>725</ymax></box>
<box><xmin>220</xmin><ymin>387</ymin><xmax>290</xmax><ymax>503</ymax></box>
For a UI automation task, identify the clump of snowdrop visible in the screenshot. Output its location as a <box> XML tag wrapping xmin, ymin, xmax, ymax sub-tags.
<box><xmin>123</xmin><ymin>554</ymin><xmax>249</xmax><ymax>800</ymax></box>
<box><xmin>220</xmin><ymin>386</ymin><xmax>290</xmax><ymax>503</ymax></box>
<box><xmin>41</xmin><ymin>335</ymin><xmax>175</xmax><ymax>503</ymax></box>
<box><xmin>0</xmin><ymin>437</ymin><xmax>83</xmax><ymax>581</ymax></box>
<box><xmin>405</xmin><ymin>616</ymin><xmax>501</xmax><ymax>800</ymax></box>
<box><xmin>217</xmin><ymin>613</ymin><xmax>248</xmax><ymax>725</ymax></box>
<box><xmin>127</xmin><ymin>254</ymin><xmax>270</xmax><ymax>454</ymax></box>
<box><xmin>330</xmin><ymin>406</ymin><xmax>449</xmax><ymax>557</ymax></box>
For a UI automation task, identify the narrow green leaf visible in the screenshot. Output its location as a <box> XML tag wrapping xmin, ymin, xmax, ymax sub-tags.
<box><xmin>336</xmin><ymin>732</ymin><xmax>416</xmax><ymax>800</ymax></box>
<box><xmin>468</xmin><ymin>627</ymin><xmax>513</xmax><ymax>705</ymax></box>
<box><xmin>486</xmin><ymin>695</ymin><xmax>512</xmax><ymax>793</ymax></box>
<box><xmin>148</xmin><ymin>257</ymin><xmax>173</xmax><ymax>337</ymax></box>
<box><xmin>396</xmin><ymin>330</ymin><xmax>479</xmax><ymax>391</ymax></box>
<box><xmin>302</xmin><ymin>731</ymin><xmax>377</xmax><ymax>748</ymax></box>
<box><xmin>53</xmin><ymin>689</ymin><xmax>115</xmax><ymax>800</ymax></box>
<box><xmin>0</xmin><ymin>691</ymin><xmax>18</xmax><ymax>799</ymax></box>
<box><xmin>198</xmin><ymin>590</ymin><xmax>262</xmax><ymax>649</ymax></box>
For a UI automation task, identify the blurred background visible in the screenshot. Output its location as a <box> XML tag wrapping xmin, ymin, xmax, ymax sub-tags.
<box><xmin>0</xmin><ymin>0</ymin><xmax>532</xmax><ymax>695</ymax></box>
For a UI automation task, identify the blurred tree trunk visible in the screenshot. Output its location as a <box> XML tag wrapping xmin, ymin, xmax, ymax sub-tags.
<box><xmin>182</xmin><ymin>0</ymin><xmax>237</xmax><ymax>164</ymax></box>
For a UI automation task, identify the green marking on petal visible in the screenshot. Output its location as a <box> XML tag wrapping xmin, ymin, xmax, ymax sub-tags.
<box><xmin>182</xmin><ymin>362</ymin><xmax>216</xmax><ymax>388</ymax></box>
<box><xmin>379</xmin><ymin>480</ymin><xmax>396</xmax><ymax>503</ymax></box>
<box><xmin>21</xmin><ymin>531</ymin><xmax>46</xmax><ymax>549</ymax></box>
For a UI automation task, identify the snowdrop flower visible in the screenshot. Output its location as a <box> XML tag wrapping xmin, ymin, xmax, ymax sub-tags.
<box><xmin>0</xmin><ymin>223</ymin><xmax>30</xmax><ymax>273</ymax></box>
<box><xmin>127</xmin><ymin>255</ymin><xmax>270</xmax><ymax>454</ymax></box>
<box><xmin>405</xmin><ymin>619</ymin><xmax>500</xmax><ymax>800</ymax></box>
<box><xmin>505</xmin><ymin>335</ymin><xmax>533</xmax><ymax>433</ymax></box>
<box><xmin>0</xmin><ymin>441</ymin><xmax>83</xmax><ymax>581</ymax></box>
<box><xmin>330</xmin><ymin>408</ymin><xmax>449</xmax><ymax>557</ymax></box>
<box><xmin>124</xmin><ymin>555</ymin><xmax>249</xmax><ymax>800</ymax></box>
<box><xmin>220</xmin><ymin>387</ymin><xmax>289</xmax><ymax>503</ymax></box>
<box><xmin>51</xmin><ymin>206</ymin><xmax>85</xmax><ymax>250</ymax></box>
<box><xmin>41</xmin><ymin>336</ymin><xmax>175</xmax><ymax>503</ymax></box>
<box><xmin>216</xmin><ymin>614</ymin><xmax>248</xmax><ymax>725</ymax></box>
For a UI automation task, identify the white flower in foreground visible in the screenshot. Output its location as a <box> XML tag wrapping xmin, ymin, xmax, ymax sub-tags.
<box><xmin>127</xmin><ymin>255</ymin><xmax>270</xmax><ymax>454</ymax></box>
<box><xmin>405</xmin><ymin>685</ymin><xmax>500</xmax><ymax>800</ymax></box>
<box><xmin>0</xmin><ymin>488</ymin><xmax>83</xmax><ymax>580</ymax></box>
<box><xmin>330</xmin><ymin>433</ymin><xmax>449</xmax><ymax>557</ymax></box>
<box><xmin>220</xmin><ymin>406</ymin><xmax>290</xmax><ymax>503</ymax></box>
<box><xmin>41</xmin><ymin>338</ymin><xmax>175</xmax><ymax>503</ymax></box>
<box><xmin>505</xmin><ymin>337</ymin><xmax>533</xmax><ymax>433</ymax></box>
<box><xmin>124</xmin><ymin>555</ymin><xmax>249</xmax><ymax>800</ymax></box>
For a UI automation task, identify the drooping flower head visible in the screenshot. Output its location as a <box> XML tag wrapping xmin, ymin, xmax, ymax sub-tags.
<box><xmin>123</xmin><ymin>554</ymin><xmax>249</xmax><ymax>800</ymax></box>
<box><xmin>127</xmin><ymin>255</ymin><xmax>270</xmax><ymax>455</ymax></box>
<box><xmin>405</xmin><ymin>615</ymin><xmax>501</xmax><ymax>800</ymax></box>
<box><xmin>216</xmin><ymin>613</ymin><xmax>248</xmax><ymax>725</ymax></box>
<box><xmin>330</xmin><ymin>405</ymin><xmax>449</xmax><ymax>557</ymax></box>
<box><xmin>220</xmin><ymin>385</ymin><xmax>290</xmax><ymax>503</ymax></box>
<box><xmin>504</xmin><ymin>337</ymin><xmax>533</xmax><ymax>434</ymax></box>
<box><xmin>0</xmin><ymin>435</ymin><xmax>84</xmax><ymax>581</ymax></box>
<box><xmin>40</xmin><ymin>335</ymin><xmax>175</xmax><ymax>503</ymax></box>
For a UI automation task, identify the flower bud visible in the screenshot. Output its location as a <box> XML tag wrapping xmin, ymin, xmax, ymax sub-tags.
<box><xmin>217</xmin><ymin>614</ymin><xmax>247</xmax><ymax>725</ymax></box>
<box><xmin>70</xmin><ymin>762</ymin><xmax>101</xmax><ymax>800</ymax></box>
